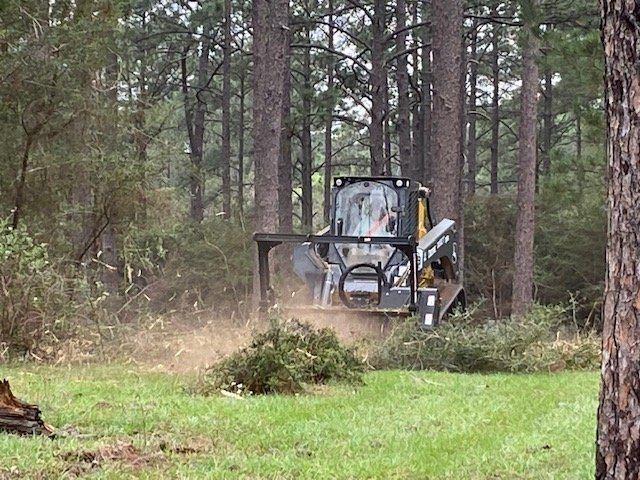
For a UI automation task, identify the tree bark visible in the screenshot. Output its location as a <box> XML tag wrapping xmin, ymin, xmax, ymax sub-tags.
<box><xmin>101</xmin><ymin>49</ymin><xmax>121</xmax><ymax>294</ymax></box>
<box><xmin>540</xmin><ymin>67</ymin><xmax>553</xmax><ymax>177</ymax></box>
<box><xmin>252</xmin><ymin>0</ymin><xmax>289</xmax><ymax>236</ymax></box>
<box><xmin>410</xmin><ymin>0</ymin><xmax>423</xmax><ymax>182</ymax></box>
<box><xmin>323</xmin><ymin>0</ymin><xmax>335</xmax><ymax>224</ymax></box>
<box><xmin>0</xmin><ymin>380</ymin><xmax>54</xmax><ymax>437</ymax></box>
<box><xmin>576</xmin><ymin>106</ymin><xmax>585</xmax><ymax>197</ymax></box>
<box><xmin>395</xmin><ymin>0</ymin><xmax>411</xmax><ymax>177</ymax></box>
<box><xmin>278</xmin><ymin>46</ymin><xmax>293</xmax><ymax>235</ymax></box>
<box><xmin>511</xmin><ymin>0</ymin><xmax>540</xmax><ymax>317</ymax></box>
<box><xmin>383</xmin><ymin>76</ymin><xmax>392</xmax><ymax>175</ymax></box>
<box><xmin>490</xmin><ymin>5</ymin><xmax>500</xmax><ymax>195</ymax></box>
<box><xmin>301</xmin><ymin>24</ymin><xmax>313</xmax><ymax>231</ymax></box>
<box><xmin>420</xmin><ymin>0</ymin><xmax>433</xmax><ymax>186</ymax></box>
<box><xmin>431</xmin><ymin>0</ymin><xmax>463</xmax><ymax>226</ymax></box>
<box><xmin>237</xmin><ymin>68</ymin><xmax>246</xmax><ymax>222</ymax></box>
<box><xmin>466</xmin><ymin>18</ymin><xmax>479</xmax><ymax>196</ymax></box>
<box><xmin>182</xmin><ymin>32</ymin><xmax>211</xmax><ymax>224</ymax></box>
<box><xmin>596</xmin><ymin>1</ymin><xmax>640</xmax><ymax>477</ymax></box>
<box><xmin>236</xmin><ymin>8</ymin><xmax>248</xmax><ymax>223</ymax></box>
<box><xmin>221</xmin><ymin>0</ymin><xmax>232</xmax><ymax>220</ymax></box>
<box><xmin>369</xmin><ymin>0</ymin><xmax>386</xmax><ymax>176</ymax></box>
<box><xmin>11</xmin><ymin>136</ymin><xmax>34</xmax><ymax>230</ymax></box>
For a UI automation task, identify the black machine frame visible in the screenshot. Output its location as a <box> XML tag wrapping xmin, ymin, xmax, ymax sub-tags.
<box><xmin>254</xmin><ymin>233</ymin><xmax>422</xmax><ymax>313</ymax></box>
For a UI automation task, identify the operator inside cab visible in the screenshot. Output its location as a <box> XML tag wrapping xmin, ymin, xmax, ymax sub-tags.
<box><xmin>334</xmin><ymin>180</ymin><xmax>398</xmax><ymax>268</ymax></box>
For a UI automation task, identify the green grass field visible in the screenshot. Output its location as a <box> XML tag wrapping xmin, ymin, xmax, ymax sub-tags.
<box><xmin>0</xmin><ymin>365</ymin><xmax>597</xmax><ymax>479</ymax></box>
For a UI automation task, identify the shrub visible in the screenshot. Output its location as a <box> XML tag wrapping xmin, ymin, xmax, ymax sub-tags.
<box><xmin>464</xmin><ymin>191</ymin><xmax>605</xmax><ymax>326</ymax></box>
<box><xmin>0</xmin><ymin>219</ymin><xmax>66</xmax><ymax>352</ymax></box>
<box><xmin>157</xmin><ymin>219</ymin><xmax>253</xmax><ymax>312</ymax></box>
<box><xmin>464</xmin><ymin>195</ymin><xmax>516</xmax><ymax>318</ymax></box>
<box><xmin>370</xmin><ymin>304</ymin><xmax>600</xmax><ymax>373</ymax></box>
<box><xmin>195</xmin><ymin>318</ymin><xmax>366</xmax><ymax>395</ymax></box>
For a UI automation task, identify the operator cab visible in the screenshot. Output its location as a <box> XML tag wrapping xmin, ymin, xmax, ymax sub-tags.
<box><xmin>330</xmin><ymin>176</ymin><xmax>429</xmax><ymax>270</ymax></box>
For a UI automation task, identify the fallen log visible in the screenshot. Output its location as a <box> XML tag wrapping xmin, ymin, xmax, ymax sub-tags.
<box><xmin>0</xmin><ymin>379</ymin><xmax>54</xmax><ymax>437</ymax></box>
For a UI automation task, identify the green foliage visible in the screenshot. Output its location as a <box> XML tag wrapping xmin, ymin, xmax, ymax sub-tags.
<box><xmin>465</xmin><ymin>195</ymin><xmax>516</xmax><ymax>317</ymax></box>
<box><xmin>196</xmin><ymin>318</ymin><xmax>366</xmax><ymax>395</ymax></box>
<box><xmin>370</xmin><ymin>305</ymin><xmax>600</xmax><ymax>373</ymax></box>
<box><xmin>0</xmin><ymin>219</ymin><xmax>63</xmax><ymax>350</ymax></box>
<box><xmin>158</xmin><ymin>218</ymin><xmax>254</xmax><ymax>310</ymax></box>
<box><xmin>465</xmin><ymin>185</ymin><xmax>606</xmax><ymax>324</ymax></box>
<box><xmin>0</xmin><ymin>220</ymin><xmax>49</xmax><ymax>272</ymax></box>
<box><xmin>535</xmin><ymin>182</ymin><xmax>605</xmax><ymax>328</ymax></box>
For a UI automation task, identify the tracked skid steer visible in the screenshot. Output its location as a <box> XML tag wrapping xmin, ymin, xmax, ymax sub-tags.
<box><xmin>254</xmin><ymin>176</ymin><xmax>465</xmax><ymax>329</ymax></box>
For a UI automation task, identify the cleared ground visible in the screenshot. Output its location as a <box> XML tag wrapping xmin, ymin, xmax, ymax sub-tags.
<box><xmin>0</xmin><ymin>365</ymin><xmax>597</xmax><ymax>479</ymax></box>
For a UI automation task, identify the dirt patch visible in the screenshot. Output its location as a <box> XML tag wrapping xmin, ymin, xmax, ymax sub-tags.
<box><xmin>31</xmin><ymin>306</ymin><xmax>392</xmax><ymax>372</ymax></box>
<box><xmin>124</xmin><ymin>310</ymin><xmax>391</xmax><ymax>373</ymax></box>
<box><xmin>59</xmin><ymin>440</ymin><xmax>163</xmax><ymax>468</ymax></box>
<box><xmin>283</xmin><ymin>308</ymin><xmax>400</xmax><ymax>342</ymax></box>
<box><xmin>124</xmin><ymin>315</ymin><xmax>255</xmax><ymax>373</ymax></box>
<box><xmin>0</xmin><ymin>467</ymin><xmax>51</xmax><ymax>480</ymax></box>
<box><xmin>56</xmin><ymin>438</ymin><xmax>207</xmax><ymax>477</ymax></box>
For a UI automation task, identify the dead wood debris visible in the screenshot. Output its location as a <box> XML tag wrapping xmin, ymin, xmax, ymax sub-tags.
<box><xmin>0</xmin><ymin>379</ymin><xmax>54</xmax><ymax>437</ymax></box>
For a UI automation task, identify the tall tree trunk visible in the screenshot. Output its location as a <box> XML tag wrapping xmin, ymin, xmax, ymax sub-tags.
<box><xmin>490</xmin><ymin>5</ymin><xmax>500</xmax><ymax>195</ymax></box>
<box><xmin>133</xmin><ymin>12</ymin><xmax>149</xmax><ymax>225</ymax></box>
<box><xmin>383</xmin><ymin>77</ymin><xmax>392</xmax><ymax>175</ymax></box>
<box><xmin>253</xmin><ymin>0</ymin><xmax>289</xmax><ymax>235</ymax></box>
<box><xmin>100</xmin><ymin>49</ymin><xmax>121</xmax><ymax>294</ymax></box>
<box><xmin>466</xmin><ymin>18</ymin><xmax>479</xmax><ymax>196</ymax></box>
<box><xmin>540</xmin><ymin>67</ymin><xmax>553</xmax><ymax>177</ymax></box>
<box><xmin>11</xmin><ymin>137</ymin><xmax>34</xmax><ymax>230</ymax></box>
<box><xmin>221</xmin><ymin>0</ymin><xmax>232</xmax><ymax>220</ymax></box>
<box><xmin>431</xmin><ymin>0</ymin><xmax>463</xmax><ymax>226</ymax></box>
<box><xmin>253</xmin><ymin>0</ymin><xmax>290</xmax><ymax>304</ymax></box>
<box><xmin>575</xmin><ymin>106</ymin><xmax>585</xmax><ymax>197</ymax></box>
<box><xmin>236</xmin><ymin>8</ymin><xmax>248</xmax><ymax>222</ymax></box>
<box><xmin>237</xmin><ymin>69</ymin><xmax>246</xmax><ymax>222</ymax></box>
<box><xmin>278</xmin><ymin>47</ymin><xmax>293</xmax><ymax>235</ymax></box>
<box><xmin>323</xmin><ymin>0</ymin><xmax>335</xmax><ymax>224</ymax></box>
<box><xmin>301</xmin><ymin>25</ymin><xmax>313</xmax><ymax>231</ymax></box>
<box><xmin>511</xmin><ymin>0</ymin><xmax>540</xmax><ymax>316</ymax></box>
<box><xmin>410</xmin><ymin>0</ymin><xmax>423</xmax><ymax>182</ymax></box>
<box><xmin>596</xmin><ymin>1</ymin><xmax>640</xmax><ymax>477</ymax></box>
<box><xmin>182</xmin><ymin>32</ymin><xmax>211</xmax><ymax>224</ymax></box>
<box><xmin>420</xmin><ymin>0</ymin><xmax>432</xmax><ymax>185</ymax></box>
<box><xmin>369</xmin><ymin>0</ymin><xmax>386</xmax><ymax>175</ymax></box>
<box><xmin>395</xmin><ymin>0</ymin><xmax>411</xmax><ymax>176</ymax></box>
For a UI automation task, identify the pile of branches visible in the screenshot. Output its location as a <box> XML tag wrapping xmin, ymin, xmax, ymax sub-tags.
<box><xmin>370</xmin><ymin>305</ymin><xmax>600</xmax><ymax>373</ymax></box>
<box><xmin>196</xmin><ymin>318</ymin><xmax>365</xmax><ymax>395</ymax></box>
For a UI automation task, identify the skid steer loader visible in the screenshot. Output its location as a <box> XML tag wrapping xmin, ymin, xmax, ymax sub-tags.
<box><xmin>254</xmin><ymin>176</ymin><xmax>464</xmax><ymax>328</ymax></box>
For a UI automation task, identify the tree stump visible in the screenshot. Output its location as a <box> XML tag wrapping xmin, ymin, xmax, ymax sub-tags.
<box><xmin>0</xmin><ymin>379</ymin><xmax>54</xmax><ymax>437</ymax></box>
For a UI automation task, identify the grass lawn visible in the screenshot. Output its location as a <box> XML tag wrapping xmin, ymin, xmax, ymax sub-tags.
<box><xmin>0</xmin><ymin>365</ymin><xmax>597</xmax><ymax>479</ymax></box>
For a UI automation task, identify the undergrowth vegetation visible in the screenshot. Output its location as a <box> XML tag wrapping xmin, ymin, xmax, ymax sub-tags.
<box><xmin>195</xmin><ymin>318</ymin><xmax>365</xmax><ymax>395</ymax></box>
<box><xmin>192</xmin><ymin>305</ymin><xmax>599</xmax><ymax>399</ymax></box>
<box><xmin>0</xmin><ymin>218</ymin><xmax>100</xmax><ymax>354</ymax></box>
<box><xmin>370</xmin><ymin>304</ymin><xmax>600</xmax><ymax>373</ymax></box>
<box><xmin>465</xmin><ymin>194</ymin><xmax>606</xmax><ymax>325</ymax></box>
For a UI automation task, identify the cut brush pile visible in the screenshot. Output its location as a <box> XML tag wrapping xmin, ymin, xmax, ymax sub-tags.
<box><xmin>370</xmin><ymin>305</ymin><xmax>601</xmax><ymax>373</ymax></box>
<box><xmin>195</xmin><ymin>318</ymin><xmax>366</xmax><ymax>395</ymax></box>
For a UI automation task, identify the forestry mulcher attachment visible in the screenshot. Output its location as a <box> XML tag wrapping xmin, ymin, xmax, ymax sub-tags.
<box><xmin>254</xmin><ymin>176</ymin><xmax>464</xmax><ymax>328</ymax></box>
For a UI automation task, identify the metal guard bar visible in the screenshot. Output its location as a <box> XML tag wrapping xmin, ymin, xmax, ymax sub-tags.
<box><xmin>254</xmin><ymin>233</ymin><xmax>419</xmax><ymax>313</ymax></box>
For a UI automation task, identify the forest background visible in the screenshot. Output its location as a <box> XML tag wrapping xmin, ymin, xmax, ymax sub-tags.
<box><xmin>0</xmin><ymin>0</ymin><xmax>604</xmax><ymax>352</ymax></box>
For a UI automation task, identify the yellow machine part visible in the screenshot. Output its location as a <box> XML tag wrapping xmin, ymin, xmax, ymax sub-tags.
<box><xmin>418</xmin><ymin>264</ymin><xmax>434</xmax><ymax>287</ymax></box>
<box><xmin>416</xmin><ymin>197</ymin><xmax>434</xmax><ymax>286</ymax></box>
<box><xmin>417</xmin><ymin>197</ymin><xmax>428</xmax><ymax>240</ymax></box>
